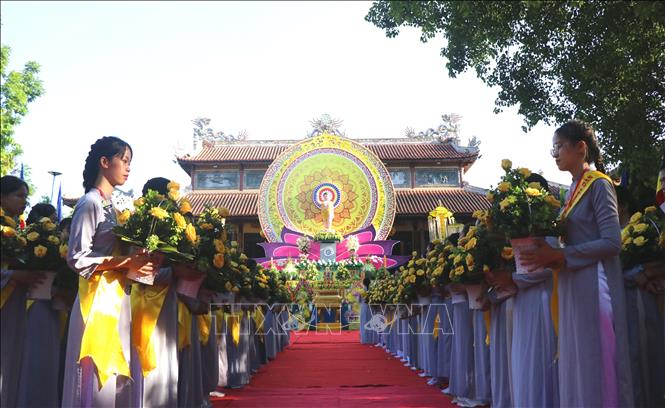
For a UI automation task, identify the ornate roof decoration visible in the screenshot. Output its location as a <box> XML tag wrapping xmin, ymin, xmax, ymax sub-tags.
<box><xmin>308</xmin><ymin>114</ymin><xmax>345</xmax><ymax>138</ymax></box>
<box><xmin>405</xmin><ymin>113</ymin><xmax>463</xmax><ymax>144</ymax></box>
<box><xmin>192</xmin><ymin>117</ymin><xmax>247</xmax><ymax>150</ymax></box>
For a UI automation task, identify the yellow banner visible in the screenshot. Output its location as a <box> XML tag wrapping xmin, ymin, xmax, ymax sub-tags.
<box><xmin>198</xmin><ymin>314</ymin><xmax>212</xmax><ymax>346</ymax></box>
<box><xmin>177</xmin><ymin>300</ymin><xmax>192</xmax><ymax>350</ymax></box>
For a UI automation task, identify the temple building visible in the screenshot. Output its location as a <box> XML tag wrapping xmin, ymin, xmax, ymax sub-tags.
<box><xmin>177</xmin><ymin>117</ymin><xmax>490</xmax><ymax>258</ymax></box>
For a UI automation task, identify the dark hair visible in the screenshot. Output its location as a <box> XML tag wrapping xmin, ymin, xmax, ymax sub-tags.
<box><xmin>446</xmin><ymin>232</ymin><xmax>460</xmax><ymax>247</ymax></box>
<box><xmin>525</xmin><ymin>173</ymin><xmax>550</xmax><ymax>192</ymax></box>
<box><xmin>59</xmin><ymin>217</ymin><xmax>72</xmax><ymax>233</ymax></box>
<box><xmin>362</xmin><ymin>277</ymin><xmax>371</xmax><ymax>289</ymax></box>
<box><xmin>614</xmin><ymin>185</ymin><xmax>634</xmax><ymax>213</ymax></box>
<box><xmin>0</xmin><ymin>175</ymin><xmax>29</xmax><ymax>196</ymax></box>
<box><xmin>142</xmin><ymin>177</ymin><xmax>170</xmax><ymax>196</ymax></box>
<box><xmin>83</xmin><ymin>136</ymin><xmax>132</xmax><ymax>193</ymax></box>
<box><xmin>555</xmin><ymin>119</ymin><xmax>605</xmax><ymax>173</ymax></box>
<box><xmin>27</xmin><ymin>203</ymin><xmax>56</xmax><ymax>225</ymax></box>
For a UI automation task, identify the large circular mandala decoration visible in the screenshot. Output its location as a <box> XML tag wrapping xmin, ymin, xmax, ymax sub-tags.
<box><xmin>258</xmin><ymin>133</ymin><xmax>396</xmax><ymax>242</ymax></box>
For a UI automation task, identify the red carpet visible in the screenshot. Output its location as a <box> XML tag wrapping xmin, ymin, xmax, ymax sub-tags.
<box><xmin>212</xmin><ymin>330</ymin><xmax>455</xmax><ymax>407</ymax></box>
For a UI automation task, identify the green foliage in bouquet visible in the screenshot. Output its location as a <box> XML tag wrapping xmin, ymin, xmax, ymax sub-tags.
<box><xmin>17</xmin><ymin>217</ymin><xmax>66</xmax><ymax>270</ymax></box>
<box><xmin>487</xmin><ymin>159</ymin><xmax>562</xmax><ymax>239</ymax></box>
<box><xmin>313</xmin><ymin>230</ymin><xmax>343</xmax><ymax>242</ymax></box>
<box><xmin>113</xmin><ymin>187</ymin><xmax>195</xmax><ymax>261</ymax></box>
<box><xmin>621</xmin><ymin>206</ymin><xmax>665</xmax><ymax>269</ymax></box>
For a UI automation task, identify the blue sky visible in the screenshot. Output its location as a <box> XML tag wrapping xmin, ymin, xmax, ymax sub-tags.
<box><xmin>1</xmin><ymin>1</ymin><xmax>568</xmax><ymax>206</ymax></box>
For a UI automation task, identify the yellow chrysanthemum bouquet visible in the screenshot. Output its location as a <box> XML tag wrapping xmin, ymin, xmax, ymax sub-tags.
<box><xmin>487</xmin><ymin>159</ymin><xmax>562</xmax><ymax>274</ymax></box>
<box><xmin>1</xmin><ymin>208</ymin><xmax>23</xmax><ymax>265</ymax></box>
<box><xmin>621</xmin><ymin>206</ymin><xmax>665</xmax><ymax>269</ymax></box>
<box><xmin>395</xmin><ymin>252</ymin><xmax>431</xmax><ymax>304</ymax></box>
<box><xmin>426</xmin><ymin>238</ymin><xmax>452</xmax><ymax>292</ymax></box>
<box><xmin>194</xmin><ymin>206</ymin><xmax>233</xmax><ymax>294</ymax></box>
<box><xmin>15</xmin><ymin>217</ymin><xmax>67</xmax><ymax>299</ymax></box>
<box><xmin>113</xmin><ymin>182</ymin><xmax>196</xmax><ymax>284</ymax></box>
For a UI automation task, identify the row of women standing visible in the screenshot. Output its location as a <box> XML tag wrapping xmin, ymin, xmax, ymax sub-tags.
<box><xmin>0</xmin><ymin>136</ymin><xmax>293</xmax><ymax>407</ymax></box>
<box><xmin>360</xmin><ymin>120</ymin><xmax>665</xmax><ymax>408</ymax></box>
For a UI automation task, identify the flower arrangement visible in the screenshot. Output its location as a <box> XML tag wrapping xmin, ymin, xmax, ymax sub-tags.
<box><xmin>296</xmin><ymin>236</ymin><xmax>311</xmax><ymax>254</ymax></box>
<box><xmin>426</xmin><ymin>238</ymin><xmax>452</xmax><ymax>290</ymax></box>
<box><xmin>1</xmin><ymin>209</ymin><xmax>23</xmax><ymax>263</ymax></box>
<box><xmin>335</xmin><ymin>263</ymin><xmax>351</xmax><ymax>281</ymax></box>
<box><xmin>313</xmin><ymin>230</ymin><xmax>343</xmax><ymax>242</ymax></box>
<box><xmin>464</xmin><ymin>216</ymin><xmax>507</xmax><ymax>276</ymax></box>
<box><xmin>486</xmin><ymin>159</ymin><xmax>561</xmax><ymax>239</ymax></box>
<box><xmin>366</xmin><ymin>273</ymin><xmax>397</xmax><ymax>304</ymax></box>
<box><xmin>395</xmin><ymin>252</ymin><xmax>431</xmax><ymax>302</ymax></box>
<box><xmin>195</xmin><ymin>205</ymin><xmax>232</xmax><ymax>291</ymax></box>
<box><xmin>17</xmin><ymin>217</ymin><xmax>65</xmax><ymax>271</ymax></box>
<box><xmin>621</xmin><ymin>206</ymin><xmax>665</xmax><ymax>269</ymax></box>
<box><xmin>346</xmin><ymin>235</ymin><xmax>360</xmax><ymax>253</ymax></box>
<box><xmin>250</xmin><ymin>264</ymin><xmax>271</xmax><ymax>301</ymax></box>
<box><xmin>113</xmin><ymin>186</ymin><xmax>195</xmax><ymax>261</ymax></box>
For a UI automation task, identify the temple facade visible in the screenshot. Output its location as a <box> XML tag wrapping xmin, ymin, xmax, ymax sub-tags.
<box><xmin>177</xmin><ymin>135</ymin><xmax>490</xmax><ymax>258</ymax></box>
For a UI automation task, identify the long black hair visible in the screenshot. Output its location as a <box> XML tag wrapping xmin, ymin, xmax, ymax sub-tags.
<box><xmin>554</xmin><ymin>119</ymin><xmax>605</xmax><ymax>173</ymax></box>
<box><xmin>82</xmin><ymin>136</ymin><xmax>133</xmax><ymax>193</ymax></box>
<box><xmin>0</xmin><ymin>175</ymin><xmax>30</xmax><ymax>196</ymax></box>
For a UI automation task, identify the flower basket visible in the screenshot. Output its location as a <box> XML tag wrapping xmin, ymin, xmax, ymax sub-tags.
<box><xmin>510</xmin><ymin>236</ymin><xmax>545</xmax><ymax>275</ymax></box>
<box><xmin>176</xmin><ymin>274</ymin><xmax>206</xmax><ymax>298</ymax></box>
<box><xmin>27</xmin><ymin>270</ymin><xmax>56</xmax><ymax>300</ymax></box>
<box><xmin>464</xmin><ymin>283</ymin><xmax>484</xmax><ymax>310</ymax></box>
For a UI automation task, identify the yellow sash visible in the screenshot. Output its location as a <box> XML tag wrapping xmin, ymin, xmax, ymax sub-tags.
<box><xmin>177</xmin><ymin>300</ymin><xmax>192</xmax><ymax>350</ymax></box>
<box><xmin>433</xmin><ymin>314</ymin><xmax>440</xmax><ymax>339</ymax></box>
<box><xmin>0</xmin><ymin>262</ymin><xmax>16</xmax><ymax>309</ymax></box>
<box><xmin>253</xmin><ymin>308</ymin><xmax>265</xmax><ymax>343</ymax></box>
<box><xmin>130</xmin><ymin>283</ymin><xmax>169</xmax><ymax>377</ymax></box>
<box><xmin>198</xmin><ymin>314</ymin><xmax>212</xmax><ymax>345</ymax></box>
<box><xmin>215</xmin><ymin>309</ymin><xmax>224</xmax><ymax>334</ymax></box>
<box><xmin>227</xmin><ymin>311</ymin><xmax>243</xmax><ymax>346</ymax></box>
<box><xmin>559</xmin><ymin>170</ymin><xmax>612</xmax><ymax>220</ymax></box>
<box><xmin>78</xmin><ymin>271</ymin><xmax>130</xmax><ymax>388</ymax></box>
<box><xmin>551</xmin><ymin>268</ymin><xmax>560</xmax><ymax>337</ymax></box>
<box><xmin>59</xmin><ymin>310</ymin><xmax>69</xmax><ymax>340</ymax></box>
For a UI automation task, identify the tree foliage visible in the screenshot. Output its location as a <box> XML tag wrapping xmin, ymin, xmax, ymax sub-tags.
<box><xmin>1</xmin><ymin>45</ymin><xmax>44</xmax><ymax>176</ymax></box>
<box><xmin>366</xmin><ymin>1</ymin><xmax>665</xmax><ymax>193</ymax></box>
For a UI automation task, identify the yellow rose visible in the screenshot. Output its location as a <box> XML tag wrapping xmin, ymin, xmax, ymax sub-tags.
<box><xmin>483</xmin><ymin>264</ymin><xmax>490</xmax><ymax>273</ymax></box>
<box><xmin>214</xmin><ymin>239</ymin><xmax>225</xmax><ymax>253</ymax></box>
<box><xmin>622</xmin><ymin>236</ymin><xmax>633</xmax><ymax>246</ymax></box>
<box><xmin>501</xmin><ymin>247</ymin><xmax>514</xmax><ymax>260</ymax></box>
<box><xmin>501</xmin><ymin>159</ymin><xmax>512</xmax><ymax>170</ymax></box>
<box><xmin>2</xmin><ymin>215</ymin><xmax>16</xmax><ymax>228</ymax></box>
<box><xmin>59</xmin><ymin>244</ymin><xmax>68</xmax><ymax>258</ymax></box>
<box><xmin>465</xmin><ymin>254</ymin><xmax>475</xmax><ymax>269</ymax></box>
<box><xmin>39</xmin><ymin>217</ymin><xmax>52</xmax><ymax>224</ymax></box>
<box><xmin>486</xmin><ymin>192</ymin><xmax>494</xmax><ymax>202</ymax></box>
<box><xmin>633</xmin><ymin>236</ymin><xmax>647</xmax><ymax>247</ymax></box>
<box><xmin>629</xmin><ymin>212</ymin><xmax>642</xmax><ymax>224</ymax></box>
<box><xmin>0</xmin><ymin>207</ymin><xmax>4</xmax><ymax>216</ymax></box>
<box><xmin>455</xmin><ymin>266</ymin><xmax>465</xmax><ymax>276</ymax></box>
<box><xmin>633</xmin><ymin>223</ymin><xmax>649</xmax><ymax>234</ymax></box>
<box><xmin>213</xmin><ymin>253</ymin><xmax>225</xmax><ymax>269</ymax></box>
<box><xmin>545</xmin><ymin>195</ymin><xmax>562</xmax><ymax>208</ymax></box>
<box><xmin>200</xmin><ymin>223</ymin><xmax>213</xmax><ymax>230</ymax></box>
<box><xmin>464</xmin><ymin>237</ymin><xmax>477</xmax><ymax>251</ymax></box>
<box><xmin>48</xmin><ymin>235</ymin><xmax>60</xmax><ymax>245</ymax></box>
<box><xmin>117</xmin><ymin>209</ymin><xmax>131</xmax><ymax>225</ymax></box>
<box><xmin>34</xmin><ymin>245</ymin><xmax>48</xmax><ymax>258</ymax></box>
<box><xmin>167</xmin><ymin>181</ymin><xmax>180</xmax><ymax>191</ymax></box>
<box><xmin>168</xmin><ymin>189</ymin><xmax>180</xmax><ymax>201</ymax></box>
<box><xmin>416</xmin><ymin>269</ymin><xmax>425</xmax><ymax>276</ymax></box>
<box><xmin>231</xmin><ymin>241</ymin><xmax>238</xmax><ymax>248</ymax></box>
<box><xmin>453</xmin><ymin>254</ymin><xmax>463</xmax><ymax>265</ymax></box>
<box><xmin>239</xmin><ymin>253</ymin><xmax>248</xmax><ymax>261</ymax></box>
<box><xmin>224</xmin><ymin>281</ymin><xmax>233</xmax><ymax>291</ymax></box>
<box><xmin>173</xmin><ymin>212</ymin><xmax>187</xmax><ymax>228</ymax></box>
<box><xmin>43</xmin><ymin>221</ymin><xmax>57</xmax><ymax>231</ymax></box>
<box><xmin>498</xmin><ymin>182</ymin><xmax>511</xmax><ymax>193</ymax></box>
<box><xmin>528</xmin><ymin>182</ymin><xmax>542</xmax><ymax>190</ymax></box>
<box><xmin>659</xmin><ymin>232</ymin><xmax>665</xmax><ymax>248</ymax></box>
<box><xmin>17</xmin><ymin>236</ymin><xmax>27</xmax><ymax>246</ymax></box>
<box><xmin>218</xmin><ymin>207</ymin><xmax>230</xmax><ymax>217</ymax></box>
<box><xmin>134</xmin><ymin>197</ymin><xmax>145</xmax><ymax>207</ymax></box>
<box><xmin>1</xmin><ymin>225</ymin><xmax>16</xmax><ymax>238</ymax></box>
<box><xmin>27</xmin><ymin>231</ymin><xmax>40</xmax><ymax>241</ymax></box>
<box><xmin>179</xmin><ymin>200</ymin><xmax>192</xmax><ymax>214</ymax></box>
<box><xmin>500</xmin><ymin>198</ymin><xmax>512</xmax><ymax>211</ymax></box>
<box><xmin>149</xmin><ymin>207</ymin><xmax>169</xmax><ymax>220</ymax></box>
<box><xmin>185</xmin><ymin>223</ymin><xmax>198</xmax><ymax>244</ymax></box>
<box><xmin>644</xmin><ymin>206</ymin><xmax>657</xmax><ymax>214</ymax></box>
<box><xmin>518</xmin><ymin>167</ymin><xmax>532</xmax><ymax>178</ymax></box>
<box><xmin>525</xmin><ymin>187</ymin><xmax>542</xmax><ymax>197</ymax></box>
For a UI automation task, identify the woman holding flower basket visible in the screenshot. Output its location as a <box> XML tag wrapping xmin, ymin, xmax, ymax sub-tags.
<box><xmin>521</xmin><ymin>120</ymin><xmax>634</xmax><ymax>408</ymax></box>
<box><xmin>1</xmin><ymin>175</ymin><xmax>46</xmax><ymax>408</ymax></box>
<box><xmin>62</xmin><ymin>137</ymin><xmax>162</xmax><ymax>407</ymax></box>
